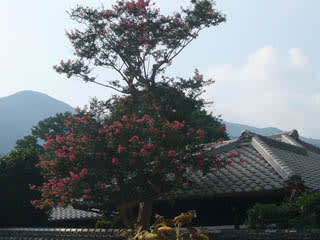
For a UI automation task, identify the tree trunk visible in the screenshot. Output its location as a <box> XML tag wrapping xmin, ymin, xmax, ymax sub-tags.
<box><xmin>137</xmin><ymin>199</ymin><xmax>153</xmax><ymax>230</ymax></box>
<box><xmin>117</xmin><ymin>202</ymin><xmax>137</xmax><ymax>228</ymax></box>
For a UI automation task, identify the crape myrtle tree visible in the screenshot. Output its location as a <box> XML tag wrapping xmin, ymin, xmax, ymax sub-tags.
<box><xmin>31</xmin><ymin>0</ymin><xmax>241</xmax><ymax>229</ymax></box>
<box><xmin>31</xmin><ymin>96</ymin><xmax>240</xmax><ymax>228</ymax></box>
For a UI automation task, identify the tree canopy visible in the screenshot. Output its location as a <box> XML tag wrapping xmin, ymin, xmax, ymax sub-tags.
<box><xmin>54</xmin><ymin>0</ymin><xmax>225</xmax><ymax>95</ymax></box>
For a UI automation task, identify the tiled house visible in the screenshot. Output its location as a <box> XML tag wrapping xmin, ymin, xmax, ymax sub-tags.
<box><xmin>49</xmin><ymin>129</ymin><xmax>320</xmax><ymax>226</ymax></box>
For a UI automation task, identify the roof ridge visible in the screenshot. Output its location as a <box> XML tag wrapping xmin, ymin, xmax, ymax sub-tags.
<box><xmin>281</xmin><ymin>134</ymin><xmax>304</xmax><ymax>148</ymax></box>
<box><xmin>266</xmin><ymin>129</ymin><xmax>299</xmax><ymax>138</ymax></box>
<box><xmin>251</xmin><ymin>135</ymin><xmax>302</xmax><ymax>185</ymax></box>
<box><xmin>286</xmin><ymin>135</ymin><xmax>320</xmax><ymax>154</ymax></box>
<box><xmin>213</xmin><ymin>139</ymin><xmax>242</xmax><ymax>153</ymax></box>
<box><xmin>238</xmin><ymin>130</ymin><xmax>307</xmax><ymax>155</ymax></box>
<box><xmin>258</xmin><ymin>134</ymin><xmax>307</xmax><ymax>155</ymax></box>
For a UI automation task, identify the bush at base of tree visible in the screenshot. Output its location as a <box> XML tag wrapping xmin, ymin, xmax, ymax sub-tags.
<box><xmin>246</xmin><ymin>190</ymin><xmax>320</xmax><ymax>230</ymax></box>
<box><xmin>0</xmin><ymin>149</ymin><xmax>47</xmax><ymax>227</ymax></box>
<box><xmin>246</xmin><ymin>203</ymin><xmax>289</xmax><ymax>229</ymax></box>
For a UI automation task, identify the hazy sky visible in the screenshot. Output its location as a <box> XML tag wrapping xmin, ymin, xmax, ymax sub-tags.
<box><xmin>1</xmin><ymin>0</ymin><xmax>320</xmax><ymax>138</ymax></box>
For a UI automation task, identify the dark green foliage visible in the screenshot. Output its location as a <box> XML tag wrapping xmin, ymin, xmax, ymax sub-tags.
<box><xmin>15</xmin><ymin>112</ymin><xmax>73</xmax><ymax>152</ymax></box>
<box><xmin>15</xmin><ymin>135</ymin><xmax>43</xmax><ymax>153</ymax></box>
<box><xmin>285</xmin><ymin>190</ymin><xmax>320</xmax><ymax>229</ymax></box>
<box><xmin>31</xmin><ymin>112</ymin><xmax>73</xmax><ymax>140</ymax></box>
<box><xmin>246</xmin><ymin>190</ymin><xmax>320</xmax><ymax>230</ymax></box>
<box><xmin>95</xmin><ymin>82</ymin><xmax>228</xmax><ymax>143</ymax></box>
<box><xmin>0</xmin><ymin>149</ymin><xmax>48</xmax><ymax>227</ymax></box>
<box><xmin>246</xmin><ymin>203</ymin><xmax>289</xmax><ymax>229</ymax></box>
<box><xmin>95</xmin><ymin>216</ymin><xmax>121</xmax><ymax>229</ymax></box>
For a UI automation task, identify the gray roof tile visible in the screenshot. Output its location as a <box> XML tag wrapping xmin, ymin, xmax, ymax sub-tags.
<box><xmin>50</xmin><ymin>206</ymin><xmax>102</xmax><ymax>221</ymax></box>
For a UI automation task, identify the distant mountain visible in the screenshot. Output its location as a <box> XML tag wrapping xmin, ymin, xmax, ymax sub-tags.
<box><xmin>0</xmin><ymin>91</ymin><xmax>73</xmax><ymax>155</ymax></box>
<box><xmin>224</xmin><ymin>121</ymin><xmax>320</xmax><ymax>147</ymax></box>
<box><xmin>1</xmin><ymin>91</ymin><xmax>319</xmax><ymax>155</ymax></box>
<box><xmin>224</xmin><ymin>121</ymin><xmax>282</xmax><ymax>138</ymax></box>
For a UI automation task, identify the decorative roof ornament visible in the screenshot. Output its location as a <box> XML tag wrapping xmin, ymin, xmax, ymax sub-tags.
<box><xmin>239</xmin><ymin>129</ymin><xmax>255</xmax><ymax>141</ymax></box>
<box><xmin>287</xmin><ymin>129</ymin><xmax>299</xmax><ymax>139</ymax></box>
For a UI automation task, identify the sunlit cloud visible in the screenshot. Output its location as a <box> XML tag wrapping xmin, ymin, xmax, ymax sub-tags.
<box><xmin>205</xmin><ymin>46</ymin><xmax>320</xmax><ymax>138</ymax></box>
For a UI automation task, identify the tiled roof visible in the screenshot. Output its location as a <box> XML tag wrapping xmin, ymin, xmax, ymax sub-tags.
<box><xmin>162</xmin><ymin>129</ymin><xmax>320</xmax><ymax>200</ymax></box>
<box><xmin>50</xmin><ymin>129</ymin><xmax>320</xmax><ymax>221</ymax></box>
<box><xmin>50</xmin><ymin>206</ymin><xmax>102</xmax><ymax>222</ymax></box>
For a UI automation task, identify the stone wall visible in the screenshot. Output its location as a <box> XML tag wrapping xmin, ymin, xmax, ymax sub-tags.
<box><xmin>1</xmin><ymin>228</ymin><xmax>320</xmax><ymax>240</ymax></box>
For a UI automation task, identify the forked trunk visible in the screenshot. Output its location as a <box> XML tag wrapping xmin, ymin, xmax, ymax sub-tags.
<box><xmin>117</xmin><ymin>202</ymin><xmax>138</xmax><ymax>228</ymax></box>
<box><xmin>137</xmin><ymin>199</ymin><xmax>153</xmax><ymax>230</ymax></box>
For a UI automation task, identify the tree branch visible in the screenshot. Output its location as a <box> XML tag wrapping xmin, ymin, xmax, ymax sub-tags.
<box><xmin>88</xmin><ymin>79</ymin><xmax>126</xmax><ymax>93</ymax></box>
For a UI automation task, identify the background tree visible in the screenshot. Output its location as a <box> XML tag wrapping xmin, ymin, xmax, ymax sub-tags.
<box><xmin>0</xmin><ymin>149</ymin><xmax>47</xmax><ymax>227</ymax></box>
<box><xmin>15</xmin><ymin>112</ymin><xmax>73</xmax><ymax>153</ymax></box>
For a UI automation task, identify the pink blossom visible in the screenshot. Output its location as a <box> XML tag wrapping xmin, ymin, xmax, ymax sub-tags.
<box><xmin>69</xmin><ymin>153</ymin><xmax>76</xmax><ymax>161</ymax></box>
<box><xmin>130</xmin><ymin>159</ymin><xmax>136</xmax><ymax>164</ymax></box>
<box><xmin>122</xmin><ymin>115</ymin><xmax>129</xmax><ymax>122</ymax></box>
<box><xmin>99</xmin><ymin>129</ymin><xmax>105</xmax><ymax>135</ymax></box>
<box><xmin>188</xmin><ymin>128</ymin><xmax>194</xmax><ymax>133</ymax></box>
<box><xmin>69</xmin><ymin>171</ymin><xmax>79</xmax><ymax>181</ymax></box>
<box><xmin>112</xmin><ymin>157</ymin><xmax>119</xmax><ymax>164</ymax></box>
<box><xmin>101</xmin><ymin>183</ymin><xmax>107</xmax><ymax>189</ymax></box>
<box><xmin>82</xmin><ymin>194</ymin><xmax>90</xmax><ymax>199</ymax></box>
<box><xmin>80</xmin><ymin>168</ymin><xmax>88</xmax><ymax>177</ymax></box>
<box><xmin>145</xmin><ymin>143</ymin><xmax>154</xmax><ymax>149</ymax></box>
<box><xmin>83</xmin><ymin>188</ymin><xmax>91</xmax><ymax>193</ymax></box>
<box><xmin>210</xmin><ymin>164</ymin><xmax>217</xmax><ymax>168</ymax></box>
<box><xmin>196</xmin><ymin>129</ymin><xmax>205</xmax><ymax>135</ymax></box>
<box><xmin>75</xmin><ymin>106</ymin><xmax>81</xmax><ymax>113</ymax></box>
<box><xmin>129</xmin><ymin>135</ymin><xmax>139</xmax><ymax>142</ymax></box>
<box><xmin>64</xmin><ymin>120</ymin><xmax>72</xmax><ymax>127</ymax></box>
<box><xmin>30</xmin><ymin>200</ymin><xmax>38</xmax><ymax>206</ymax></box>
<box><xmin>217</xmin><ymin>138</ymin><xmax>224</xmax><ymax>143</ymax></box>
<box><xmin>178</xmin><ymin>164</ymin><xmax>185</xmax><ymax>170</ymax></box>
<box><xmin>219</xmin><ymin>124</ymin><xmax>226</xmax><ymax>132</ymax></box>
<box><xmin>197</xmin><ymin>160</ymin><xmax>204</xmax><ymax>166</ymax></box>
<box><xmin>118</xmin><ymin>144</ymin><xmax>125</xmax><ymax>153</ymax></box>
<box><xmin>168</xmin><ymin>150</ymin><xmax>176</xmax><ymax>157</ymax></box>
